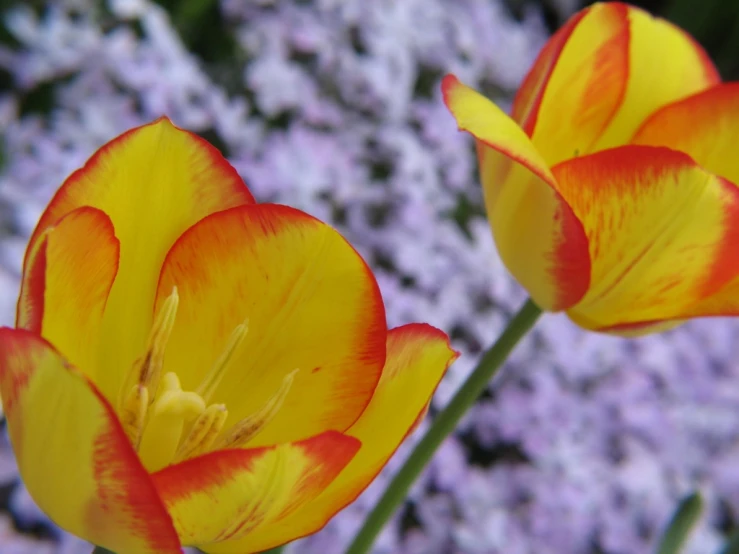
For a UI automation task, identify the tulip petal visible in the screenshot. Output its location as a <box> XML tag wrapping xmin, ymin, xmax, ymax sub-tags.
<box><xmin>17</xmin><ymin>207</ymin><xmax>119</xmax><ymax>382</ymax></box>
<box><xmin>511</xmin><ymin>7</ymin><xmax>588</xmax><ymax>134</ymax></box>
<box><xmin>632</xmin><ymin>83</ymin><xmax>739</xmax><ymax>185</ymax></box>
<box><xmin>26</xmin><ymin>118</ymin><xmax>255</xmax><ymax>404</ymax></box>
<box><xmin>514</xmin><ymin>3</ymin><xmax>719</xmax><ymax>162</ymax></box>
<box><xmin>519</xmin><ymin>2</ymin><xmax>630</xmax><ymax>165</ymax></box>
<box><xmin>593</xmin><ymin>5</ymin><xmax>720</xmax><ymax>151</ymax></box>
<box><xmin>155</xmin><ymin>204</ymin><xmax>386</xmax><ymax>446</ymax></box>
<box><xmin>677</xmin><ymin>280</ymin><xmax>739</xmax><ymax>320</ymax></box>
<box><xmin>195</xmin><ymin>324</ymin><xmax>457</xmax><ymax>553</ymax></box>
<box><xmin>0</xmin><ymin>328</ymin><xmax>180</xmax><ymax>553</ymax></box>
<box><xmin>557</xmin><ymin>146</ymin><xmax>739</xmax><ymax>331</ymax></box>
<box><xmin>442</xmin><ymin>75</ymin><xmax>590</xmax><ymax>311</ymax></box>
<box><xmin>151</xmin><ymin>431</ymin><xmax>360</xmax><ymax>549</ymax></box>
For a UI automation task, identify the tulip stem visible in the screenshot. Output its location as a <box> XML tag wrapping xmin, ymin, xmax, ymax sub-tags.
<box><xmin>345</xmin><ymin>298</ymin><xmax>542</xmax><ymax>554</ymax></box>
<box><xmin>91</xmin><ymin>547</ymin><xmax>115</xmax><ymax>554</ymax></box>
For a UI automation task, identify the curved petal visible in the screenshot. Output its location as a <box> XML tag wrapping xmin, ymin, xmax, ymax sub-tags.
<box><xmin>0</xmin><ymin>328</ymin><xmax>180</xmax><ymax>553</ymax></box>
<box><xmin>155</xmin><ymin>204</ymin><xmax>386</xmax><ymax>446</ymax></box>
<box><xmin>511</xmin><ymin>7</ymin><xmax>589</xmax><ymax>134</ymax></box>
<box><xmin>442</xmin><ymin>75</ymin><xmax>590</xmax><ymax>311</ymax></box>
<box><xmin>151</xmin><ymin>432</ymin><xmax>360</xmax><ymax>548</ymax></box>
<box><xmin>523</xmin><ymin>2</ymin><xmax>630</xmax><ymax>165</ymax></box>
<box><xmin>632</xmin><ymin>83</ymin><xmax>739</xmax><ymax>185</ymax></box>
<box><xmin>558</xmin><ymin>146</ymin><xmax>739</xmax><ymax>332</ymax></box>
<box><xmin>677</xmin><ymin>279</ymin><xmax>739</xmax><ymax>320</ymax></box>
<box><xmin>17</xmin><ymin>207</ymin><xmax>119</xmax><ymax>381</ymax></box>
<box><xmin>515</xmin><ymin>3</ymin><xmax>720</xmax><ymax>162</ymax></box>
<box><xmin>592</xmin><ymin>5</ymin><xmax>720</xmax><ymax>150</ymax></box>
<box><xmin>197</xmin><ymin>324</ymin><xmax>457</xmax><ymax>553</ymax></box>
<box><xmin>26</xmin><ymin>118</ymin><xmax>255</xmax><ymax>404</ymax></box>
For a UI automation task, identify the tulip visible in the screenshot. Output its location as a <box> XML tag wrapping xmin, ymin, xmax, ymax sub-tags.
<box><xmin>0</xmin><ymin>119</ymin><xmax>457</xmax><ymax>553</ymax></box>
<box><xmin>443</xmin><ymin>2</ymin><xmax>739</xmax><ymax>334</ymax></box>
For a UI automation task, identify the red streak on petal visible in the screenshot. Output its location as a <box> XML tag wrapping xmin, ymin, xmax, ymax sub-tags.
<box><xmin>551</xmin><ymin>199</ymin><xmax>591</xmax><ymax>310</ymax></box>
<box><xmin>154</xmin><ymin>445</ymin><xmax>271</xmax><ymax>505</ymax></box>
<box><xmin>597</xmin><ymin>319</ymin><xmax>667</xmax><ymax>333</ymax></box>
<box><xmin>512</xmin><ymin>7</ymin><xmax>591</xmax><ymax>135</ymax></box>
<box><xmin>699</xmin><ymin>175</ymin><xmax>739</xmax><ymax>296</ymax></box>
<box><xmin>85</xmin><ymin>379</ymin><xmax>182</xmax><ymax>553</ymax></box>
<box><xmin>16</xmin><ymin>236</ymin><xmax>47</xmax><ymax>332</ymax></box>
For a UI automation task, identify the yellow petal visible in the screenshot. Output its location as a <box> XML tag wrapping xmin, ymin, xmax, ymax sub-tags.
<box><xmin>26</xmin><ymin>118</ymin><xmax>255</xmax><ymax>404</ymax></box>
<box><xmin>17</xmin><ymin>207</ymin><xmax>119</xmax><ymax>382</ymax></box>
<box><xmin>511</xmin><ymin>5</ymin><xmax>589</xmax><ymax>134</ymax></box>
<box><xmin>558</xmin><ymin>146</ymin><xmax>739</xmax><ymax>332</ymax></box>
<box><xmin>633</xmin><ymin>83</ymin><xmax>739</xmax><ymax>185</ymax></box>
<box><xmin>150</xmin><ymin>432</ymin><xmax>360</xmax><ymax>548</ymax></box>
<box><xmin>155</xmin><ymin>204</ymin><xmax>386</xmax><ymax>446</ymax></box>
<box><xmin>442</xmin><ymin>75</ymin><xmax>590</xmax><ymax>311</ymax></box>
<box><xmin>513</xmin><ymin>3</ymin><xmax>720</xmax><ymax>162</ymax></box>
<box><xmin>593</xmin><ymin>5</ymin><xmax>720</xmax><ymax>151</ymax></box>
<box><xmin>0</xmin><ymin>328</ymin><xmax>180</xmax><ymax>553</ymax></box>
<box><xmin>678</xmin><ymin>279</ymin><xmax>739</xmax><ymax>320</ymax></box>
<box><xmin>522</xmin><ymin>2</ymin><xmax>630</xmax><ymax>165</ymax></box>
<box><xmin>197</xmin><ymin>324</ymin><xmax>457</xmax><ymax>553</ymax></box>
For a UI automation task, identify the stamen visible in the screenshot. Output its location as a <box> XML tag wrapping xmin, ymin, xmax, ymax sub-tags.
<box><xmin>196</xmin><ymin>319</ymin><xmax>249</xmax><ymax>403</ymax></box>
<box><xmin>118</xmin><ymin>309</ymin><xmax>299</xmax><ymax>468</ymax></box>
<box><xmin>133</xmin><ymin>286</ymin><xmax>179</xmax><ymax>401</ymax></box>
<box><xmin>174</xmin><ymin>403</ymin><xmax>228</xmax><ymax>462</ymax></box>
<box><xmin>214</xmin><ymin>369</ymin><xmax>298</xmax><ymax>449</ymax></box>
<box><xmin>120</xmin><ymin>384</ymin><xmax>148</xmax><ymax>448</ymax></box>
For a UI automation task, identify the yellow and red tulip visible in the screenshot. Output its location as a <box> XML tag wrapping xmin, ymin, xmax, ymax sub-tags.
<box><xmin>443</xmin><ymin>1</ymin><xmax>739</xmax><ymax>334</ymax></box>
<box><xmin>0</xmin><ymin>119</ymin><xmax>458</xmax><ymax>553</ymax></box>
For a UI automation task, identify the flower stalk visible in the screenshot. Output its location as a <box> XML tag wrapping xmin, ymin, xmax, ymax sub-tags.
<box><xmin>346</xmin><ymin>298</ymin><xmax>542</xmax><ymax>554</ymax></box>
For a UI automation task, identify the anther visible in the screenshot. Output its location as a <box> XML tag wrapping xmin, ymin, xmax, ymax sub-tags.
<box><xmin>120</xmin><ymin>384</ymin><xmax>149</xmax><ymax>448</ymax></box>
<box><xmin>174</xmin><ymin>403</ymin><xmax>228</xmax><ymax>462</ymax></box>
<box><xmin>196</xmin><ymin>319</ymin><xmax>249</xmax><ymax>403</ymax></box>
<box><xmin>214</xmin><ymin>369</ymin><xmax>297</xmax><ymax>449</ymax></box>
<box><xmin>134</xmin><ymin>287</ymin><xmax>179</xmax><ymax>400</ymax></box>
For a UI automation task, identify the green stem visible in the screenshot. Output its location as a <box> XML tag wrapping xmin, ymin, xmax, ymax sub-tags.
<box><xmin>345</xmin><ymin>298</ymin><xmax>542</xmax><ymax>554</ymax></box>
<box><xmin>262</xmin><ymin>547</ymin><xmax>286</xmax><ymax>554</ymax></box>
<box><xmin>91</xmin><ymin>547</ymin><xmax>115</xmax><ymax>554</ymax></box>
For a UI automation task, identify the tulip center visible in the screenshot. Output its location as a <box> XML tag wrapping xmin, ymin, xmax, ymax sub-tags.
<box><xmin>117</xmin><ymin>287</ymin><xmax>296</xmax><ymax>472</ymax></box>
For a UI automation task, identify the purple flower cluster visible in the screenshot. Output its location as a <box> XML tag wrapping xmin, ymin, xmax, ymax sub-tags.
<box><xmin>0</xmin><ymin>1</ymin><xmax>738</xmax><ymax>553</ymax></box>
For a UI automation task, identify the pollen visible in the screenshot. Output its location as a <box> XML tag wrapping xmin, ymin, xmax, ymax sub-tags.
<box><xmin>118</xmin><ymin>287</ymin><xmax>296</xmax><ymax>472</ymax></box>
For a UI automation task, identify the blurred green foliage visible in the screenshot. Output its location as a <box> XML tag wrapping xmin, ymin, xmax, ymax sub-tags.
<box><xmin>722</xmin><ymin>530</ymin><xmax>739</xmax><ymax>554</ymax></box>
<box><xmin>665</xmin><ymin>0</ymin><xmax>739</xmax><ymax>79</ymax></box>
<box><xmin>656</xmin><ymin>492</ymin><xmax>703</xmax><ymax>554</ymax></box>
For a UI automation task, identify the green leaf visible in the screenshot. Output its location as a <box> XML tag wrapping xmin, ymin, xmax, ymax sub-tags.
<box><xmin>719</xmin><ymin>529</ymin><xmax>739</xmax><ymax>554</ymax></box>
<box><xmin>656</xmin><ymin>492</ymin><xmax>704</xmax><ymax>554</ymax></box>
